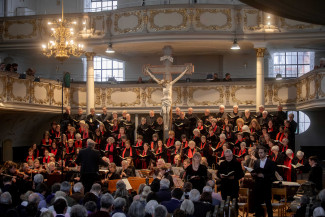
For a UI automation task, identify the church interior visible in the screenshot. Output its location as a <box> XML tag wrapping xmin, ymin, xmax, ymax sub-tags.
<box><xmin>0</xmin><ymin>0</ymin><xmax>325</xmax><ymax>217</ymax></box>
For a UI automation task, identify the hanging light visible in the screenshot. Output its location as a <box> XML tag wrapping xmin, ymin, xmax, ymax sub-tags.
<box><xmin>276</xmin><ymin>73</ymin><xmax>283</xmax><ymax>80</ymax></box>
<box><xmin>41</xmin><ymin>0</ymin><xmax>85</xmax><ymax>62</ymax></box>
<box><xmin>105</xmin><ymin>43</ymin><xmax>115</xmax><ymax>54</ymax></box>
<box><xmin>231</xmin><ymin>39</ymin><xmax>240</xmax><ymax>50</ymax></box>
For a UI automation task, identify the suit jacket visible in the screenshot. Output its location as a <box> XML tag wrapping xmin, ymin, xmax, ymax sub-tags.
<box><xmin>308</xmin><ymin>165</ymin><xmax>323</xmax><ymax>191</ymax></box>
<box><xmin>161</xmin><ymin>198</ymin><xmax>182</xmax><ymax>213</ymax></box>
<box><xmin>75</xmin><ymin>147</ymin><xmax>108</xmax><ymax>174</ymax></box>
<box><xmin>253</xmin><ymin>158</ymin><xmax>276</xmax><ymax>186</ymax></box>
<box><xmin>156</xmin><ymin>188</ymin><xmax>172</xmax><ymax>203</ymax></box>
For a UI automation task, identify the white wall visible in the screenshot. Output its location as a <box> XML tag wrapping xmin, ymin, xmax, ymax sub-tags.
<box><xmin>223</xmin><ymin>52</ymin><xmax>259</xmax><ymax>78</ymax></box>
<box><xmin>124</xmin><ymin>54</ymin><xmax>223</xmax><ymax>81</ymax></box>
<box><xmin>4</xmin><ymin>0</ymin><xmax>83</xmax><ymax>16</ymax></box>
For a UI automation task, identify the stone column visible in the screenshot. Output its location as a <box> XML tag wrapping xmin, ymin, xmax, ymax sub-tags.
<box><xmin>255</xmin><ymin>47</ymin><xmax>266</xmax><ymax>112</ymax></box>
<box><xmin>85</xmin><ymin>52</ymin><xmax>96</xmax><ymax>115</ymax></box>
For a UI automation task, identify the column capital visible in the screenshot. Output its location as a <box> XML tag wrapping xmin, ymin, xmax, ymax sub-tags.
<box><xmin>85</xmin><ymin>52</ymin><xmax>96</xmax><ymax>61</ymax></box>
<box><xmin>255</xmin><ymin>48</ymin><xmax>267</xmax><ymax>57</ymax></box>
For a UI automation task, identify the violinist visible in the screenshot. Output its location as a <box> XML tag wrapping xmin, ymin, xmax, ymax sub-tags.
<box><xmin>104</xmin><ymin>163</ymin><xmax>120</xmax><ymax>181</ymax></box>
<box><xmin>172</xmin><ymin>154</ymin><xmax>182</xmax><ymax>167</ymax></box>
<box><xmin>27</xmin><ymin>159</ymin><xmax>34</xmax><ymax>169</ymax></box>
<box><xmin>45</xmin><ymin>162</ymin><xmax>58</xmax><ymax>175</ymax></box>
<box><xmin>119</xmin><ymin>159</ymin><xmax>136</xmax><ymax>178</ymax></box>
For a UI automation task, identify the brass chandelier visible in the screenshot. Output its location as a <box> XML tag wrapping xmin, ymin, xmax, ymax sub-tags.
<box><xmin>42</xmin><ymin>0</ymin><xmax>85</xmax><ymax>62</ymax></box>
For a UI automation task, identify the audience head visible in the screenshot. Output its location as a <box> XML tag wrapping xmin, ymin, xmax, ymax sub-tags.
<box><xmin>84</xmin><ymin>201</ymin><xmax>97</xmax><ymax>213</ymax></box>
<box><xmin>313</xmin><ymin>207</ymin><xmax>325</xmax><ymax>217</ymax></box>
<box><xmin>150</xmin><ymin>178</ymin><xmax>161</xmax><ymax>192</ymax></box>
<box><xmin>87</xmin><ymin>139</ymin><xmax>96</xmax><ymax>149</ymax></box>
<box><xmin>145</xmin><ymin>200</ymin><xmax>159</xmax><ymax>216</ymax></box>
<box><xmin>34</xmin><ymin>174</ymin><xmax>44</xmax><ymax>185</ymax></box>
<box><xmin>70</xmin><ymin>204</ymin><xmax>88</xmax><ymax>217</ymax></box>
<box><xmin>189</xmin><ymin>189</ymin><xmax>200</xmax><ymax>202</ymax></box>
<box><xmin>53</xmin><ymin>198</ymin><xmax>68</xmax><ymax>215</ymax></box>
<box><xmin>60</xmin><ymin>181</ymin><xmax>71</xmax><ymax>194</ymax></box>
<box><xmin>183</xmin><ymin>182</ymin><xmax>193</xmax><ymax>193</ymax></box>
<box><xmin>224</xmin><ymin>149</ymin><xmax>233</xmax><ymax>162</ymax></box>
<box><xmin>173</xmin><ymin>209</ymin><xmax>186</xmax><ymax>217</ymax></box>
<box><xmin>309</xmin><ymin>156</ymin><xmax>318</xmax><ymax>167</ymax></box>
<box><xmin>160</xmin><ymin>178</ymin><xmax>170</xmax><ymax>190</ymax></box>
<box><xmin>114</xmin><ymin>197</ymin><xmax>126</xmax><ymax>211</ymax></box>
<box><xmin>154</xmin><ymin>205</ymin><xmax>168</xmax><ymax>217</ymax></box>
<box><xmin>180</xmin><ymin>200</ymin><xmax>194</xmax><ymax>215</ymax></box>
<box><xmin>296</xmin><ymin>151</ymin><xmax>304</xmax><ymax>160</ymax></box>
<box><xmin>90</xmin><ymin>183</ymin><xmax>101</xmax><ymax>196</ymax></box>
<box><xmin>73</xmin><ymin>182</ymin><xmax>84</xmax><ymax>194</ymax></box>
<box><xmin>101</xmin><ymin>193</ymin><xmax>114</xmax><ymax>211</ymax></box>
<box><xmin>112</xmin><ymin>213</ymin><xmax>126</xmax><ymax>217</ymax></box>
<box><xmin>128</xmin><ymin>200</ymin><xmax>145</xmax><ymax>217</ymax></box>
<box><xmin>172</xmin><ymin>188</ymin><xmax>184</xmax><ymax>200</ymax></box>
<box><xmin>28</xmin><ymin>193</ymin><xmax>40</xmax><ymax>205</ymax></box>
<box><xmin>0</xmin><ymin>192</ymin><xmax>12</xmax><ymax>205</ymax></box>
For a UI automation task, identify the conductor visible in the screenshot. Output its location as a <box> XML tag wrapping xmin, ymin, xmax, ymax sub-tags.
<box><xmin>75</xmin><ymin>139</ymin><xmax>109</xmax><ymax>192</ymax></box>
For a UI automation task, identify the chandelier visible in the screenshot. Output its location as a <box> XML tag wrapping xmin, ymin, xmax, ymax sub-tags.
<box><xmin>42</xmin><ymin>0</ymin><xmax>85</xmax><ymax>62</ymax></box>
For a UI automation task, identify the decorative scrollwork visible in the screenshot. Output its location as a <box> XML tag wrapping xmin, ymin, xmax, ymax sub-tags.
<box><xmin>273</xmin><ymin>83</ymin><xmax>297</xmax><ymax>104</ymax></box>
<box><xmin>231</xmin><ymin>85</ymin><xmax>255</xmax><ymax>105</ymax></box>
<box><xmin>188</xmin><ymin>87</ymin><xmax>224</xmax><ymax>106</ymax></box>
<box><xmin>114</xmin><ymin>11</ymin><xmax>144</xmax><ymax>34</ymax></box>
<box><xmin>32</xmin><ymin>82</ymin><xmax>50</xmax><ymax>105</ymax></box>
<box><xmin>107</xmin><ymin>87</ymin><xmax>141</xmax><ymax>107</ymax></box>
<box><xmin>243</xmin><ymin>9</ymin><xmax>262</xmax><ymax>31</ymax></box>
<box><xmin>4</xmin><ymin>19</ymin><xmax>37</xmax><ymax>39</ymax></box>
<box><xmin>195</xmin><ymin>8</ymin><xmax>232</xmax><ymax>30</ymax></box>
<box><xmin>7</xmin><ymin>77</ymin><xmax>30</xmax><ymax>103</ymax></box>
<box><xmin>149</xmin><ymin>9</ymin><xmax>188</xmax><ymax>31</ymax></box>
<box><xmin>279</xmin><ymin>18</ymin><xmax>314</xmax><ymax>30</ymax></box>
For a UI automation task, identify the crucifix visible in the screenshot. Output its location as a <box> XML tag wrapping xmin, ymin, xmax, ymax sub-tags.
<box><xmin>143</xmin><ymin>46</ymin><xmax>194</xmax><ymax>138</ymax></box>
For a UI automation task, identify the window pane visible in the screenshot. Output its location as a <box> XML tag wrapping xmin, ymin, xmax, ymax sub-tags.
<box><xmin>286</xmin><ymin>65</ymin><xmax>297</xmax><ymax>77</ymax></box>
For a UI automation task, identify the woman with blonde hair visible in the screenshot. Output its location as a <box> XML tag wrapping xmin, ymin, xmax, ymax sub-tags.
<box><xmin>249</xmin><ymin>118</ymin><xmax>261</xmax><ymax>135</ymax></box>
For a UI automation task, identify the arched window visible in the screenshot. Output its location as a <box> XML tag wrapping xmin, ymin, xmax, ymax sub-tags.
<box><xmin>287</xmin><ymin>111</ymin><xmax>311</xmax><ymax>134</ymax></box>
<box><xmin>94</xmin><ymin>57</ymin><xmax>124</xmax><ymax>82</ymax></box>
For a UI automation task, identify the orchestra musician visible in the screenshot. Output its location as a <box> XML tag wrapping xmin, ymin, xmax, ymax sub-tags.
<box><xmin>119</xmin><ymin>160</ymin><xmax>136</xmax><ymax>178</ymax></box>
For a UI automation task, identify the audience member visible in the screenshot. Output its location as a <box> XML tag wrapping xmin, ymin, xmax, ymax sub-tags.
<box><xmin>161</xmin><ymin>188</ymin><xmax>183</xmax><ymax>213</ymax></box>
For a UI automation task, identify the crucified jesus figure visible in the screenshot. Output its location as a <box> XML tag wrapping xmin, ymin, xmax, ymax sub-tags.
<box><xmin>144</xmin><ymin>65</ymin><xmax>190</xmax><ymax>130</ymax></box>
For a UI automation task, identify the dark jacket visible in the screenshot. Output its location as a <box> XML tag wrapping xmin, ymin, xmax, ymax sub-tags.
<box><xmin>75</xmin><ymin>147</ymin><xmax>108</xmax><ymax>174</ymax></box>
<box><xmin>161</xmin><ymin>198</ymin><xmax>182</xmax><ymax>213</ymax></box>
<box><xmin>156</xmin><ymin>188</ymin><xmax>172</xmax><ymax>203</ymax></box>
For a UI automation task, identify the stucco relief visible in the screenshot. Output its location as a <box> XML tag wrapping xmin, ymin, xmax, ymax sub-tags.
<box><xmin>4</xmin><ymin>19</ymin><xmax>37</xmax><ymax>39</ymax></box>
<box><xmin>113</xmin><ymin>11</ymin><xmax>144</xmax><ymax>34</ymax></box>
<box><xmin>188</xmin><ymin>87</ymin><xmax>224</xmax><ymax>106</ymax></box>
<box><xmin>194</xmin><ymin>8</ymin><xmax>232</xmax><ymax>31</ymax></box>
<box><xmin>7</xmin><ymin>77</ymin><xmax>30</xmax><ymax>103</ymax></box>
<box><xmin>148</xmin><ymin>9</ymin><xmax>189</xmax><ymax>31</ymax></box>
<box><xmin>32</xmin><ymin>82</ymin><xmax>50</xmax><ymax>105</ymax></box>
<box><xmin>280</xmin><ymin>18</ymin><xmax>315</xmax><ymax>30</ymax></box>
<box><xmin>273</xmin><ymin>83</ymin><xmax>297</xmax><ymax>104</ymax></box>
<box><xmin>231</xmin><ymin>85</ymin><xmax>256</xmax><ymax>105</ymax></box>
<box><xmin>70</xmin><ymin>87</ymin><xmax>86</xmax><ymax>107</ymax></box>
<box><xmin>0</xmin><ymin>75</ymin><xmax>7</xmax><ymax>101</ymax></box>
<box><xmin>243</xmin><ymin>9</ymin><xmax>262</xmax><ymax>31</ymax></box>
<box><xmin>107</xmin><ymin>88</ymin><xmax>141</xmax><ymax>107</ymax></box>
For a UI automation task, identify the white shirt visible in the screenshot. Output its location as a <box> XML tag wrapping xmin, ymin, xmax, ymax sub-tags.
<box><xmin>260</xmin><ymin>157</ymin><xmax>267</xmax><ymax>168</ymax></box>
